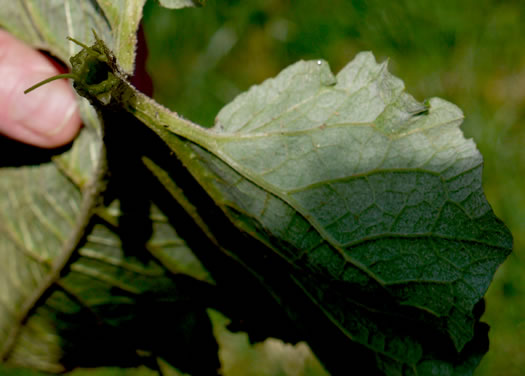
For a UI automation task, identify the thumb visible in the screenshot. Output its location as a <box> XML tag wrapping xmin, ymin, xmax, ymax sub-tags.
<box><xmin>0</xmin><ymin>30</ymin><xmax>81</xmax><ymax>148</ymax></box>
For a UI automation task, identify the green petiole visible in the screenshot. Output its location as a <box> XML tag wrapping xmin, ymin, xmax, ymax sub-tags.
<box><xmin>24</xmin><ymin>73</ymin><xmax>77</xmax><ymax>94</ymax></box>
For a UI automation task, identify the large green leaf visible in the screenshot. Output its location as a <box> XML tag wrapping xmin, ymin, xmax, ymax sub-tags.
<box><xmin>127</xmin><ymin>52</ymin><xmax>511</xmax><ymax>374</ymax></box>
<box><xmin>204</xmin><ymin>53</ymin><xmax>512</xmax><ymax>350</ymax></box>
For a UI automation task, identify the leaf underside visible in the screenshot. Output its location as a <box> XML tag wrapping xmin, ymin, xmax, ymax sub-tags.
<box><xmin>157</xmin><ymin>0</ymin><xmax>206</xmax><ymax>9</ymax></box>
<box><xmin>207</xmin><ymin>53</ymin><xmax>512</xmax><ymax>351</ymax></box>
<box><xmin>153</xmin><ymin>53</ymin><xmax>511</xmax><ymax>374</ymax></box>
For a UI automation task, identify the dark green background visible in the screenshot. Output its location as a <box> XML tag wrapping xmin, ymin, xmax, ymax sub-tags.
<box><xmin>3</xmin><ymin>0</ymin><xmax>524</xmax><ymax>374</ymax></box>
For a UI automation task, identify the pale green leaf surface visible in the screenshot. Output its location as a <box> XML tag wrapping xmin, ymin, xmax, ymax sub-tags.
<box><xmin>157</xmin><ymin>0</ymin><xmax>205</xmax><ymax>10</ymax></box>
<box><xmin>5</xmin><ymin>201</ymin><xmax>211</xmax><ymax>372</ymax></box>
<box><xmin>200</xmin><ymin>52</ymin><xmax>512</xmax><ymax>348</ymax></box>
<box><xmin>0</xmin><ymin>160</ymin><xmax>98</xmax><ymax>371</ymax></box>
<box><xmin>0</xmin><ymin>0</ymin><xmax>144</xmax><ymax>74</ymax></box>
<box><xmin>0</xmin><ymin>0</ymin><xmax>111</xmax><ymax>365</ymax></box>
<box><xmin>209</xmin><ymin>310</ymin><xmax>329</xmax><ymax>376</ymax></box>
<box><xmin>95</xmin><ymin>0</ymin><xmax>147</xmax><ymax>74</ymax></box>
<box><xmin>0</xmin><ymin>1</ymin><xmax>111</xmax><ymax>60</ymax></box>
<box><xmin>146</xmin><ymin>204</ymin><xmax>212</xmax><ymax>283</ymax></box>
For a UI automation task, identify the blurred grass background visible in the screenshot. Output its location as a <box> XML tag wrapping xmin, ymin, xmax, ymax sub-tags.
<box><xmin>2</xmin><ymin>0</ymin><xmax>523</xmax><ymax>374</ymax></box>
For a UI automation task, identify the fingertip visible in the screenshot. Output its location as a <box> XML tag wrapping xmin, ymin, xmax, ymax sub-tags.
<box><xmin>23</xmin><ymin>101</ymin><xmax>83</xmax><ymax>149</ymax></box>
<box><xmin>0</xmin><ymin>31</ymin><xmax>82</xmax><ymax>148</ymax></box>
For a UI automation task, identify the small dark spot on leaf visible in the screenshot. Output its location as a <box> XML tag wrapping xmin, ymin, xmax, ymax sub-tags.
<box><xmin>503</xmin><ymin>282</ymin><xmax>517</xmax><ymax>298</ymax></box>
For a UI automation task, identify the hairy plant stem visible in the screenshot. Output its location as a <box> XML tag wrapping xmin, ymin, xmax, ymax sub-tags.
<box><xmin>127</xmin><ymin>91</ymin><xmax>215</xmax><ymax>150</ymax></box>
